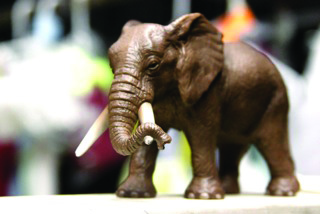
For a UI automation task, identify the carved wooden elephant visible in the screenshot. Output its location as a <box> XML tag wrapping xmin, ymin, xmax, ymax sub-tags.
<box><xmin>77</xmin><ymin>13</ymin><xmax>299</xmax><ymax>199</ymax></box>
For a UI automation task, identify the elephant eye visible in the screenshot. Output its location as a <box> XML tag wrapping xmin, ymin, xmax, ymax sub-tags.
<box><xmin>148</xmin><ymin>61</ymin><xmax>159</xmax><ymax>71</ymax></box>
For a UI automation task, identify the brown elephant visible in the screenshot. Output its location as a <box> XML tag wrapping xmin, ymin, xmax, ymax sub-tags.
<box><xmin>77</xmin><ymin>13</ymin><xmax>299</xmax><ymax>199</ymax></box>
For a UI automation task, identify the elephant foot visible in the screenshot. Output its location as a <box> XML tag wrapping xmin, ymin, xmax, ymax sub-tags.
<box><xmin>184</xmin><ymin>176</ymin><xmax>225</xmax><ymax>199</ymax></box>
<box><xmin>266</xmin><ymin>175</ymin><xmax>300</xmax><ymax>196</ymax></box>
<box><xmin>116</xmin><ymin>174</ymin><xmax>156</xmax><ymax>198</ymax></box>
<box><xmin>221</xmin><ymin>175</ymin><xmax>240</xmax><ymax>194</ymax></box>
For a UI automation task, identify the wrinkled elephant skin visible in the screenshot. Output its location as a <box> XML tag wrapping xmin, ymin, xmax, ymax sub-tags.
<box><xmin>107</xmin><ymin>13</ymin><xmax>299</xmax><ymax>199</ymax></box>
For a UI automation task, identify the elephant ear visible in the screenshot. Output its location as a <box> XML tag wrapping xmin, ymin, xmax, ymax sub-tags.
<box><xmin>165</xmin><ymin>13</ymin><xmax>223</xmax><ymax>105</ymax></box>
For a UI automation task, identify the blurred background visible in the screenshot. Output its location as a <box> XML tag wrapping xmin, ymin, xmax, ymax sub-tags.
<box><xmin>0</xmin><ymin>0</ymin><xmax>319</xmax><ymax>196</ymax></box>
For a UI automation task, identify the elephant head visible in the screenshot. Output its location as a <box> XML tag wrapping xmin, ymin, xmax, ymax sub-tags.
<box><xmin>76</xmin><ymin>13</ymin><xmax>223</xmax><ymax>157</ymax></box>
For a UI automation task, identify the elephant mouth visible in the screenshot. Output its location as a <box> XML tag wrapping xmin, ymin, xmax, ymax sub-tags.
<box><xmin>75</xmin><ymin>101</ymin><xmax>169</xmax><ymax>157</ymax></box>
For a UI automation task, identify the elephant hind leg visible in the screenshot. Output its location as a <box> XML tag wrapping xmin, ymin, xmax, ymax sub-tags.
<box><xmin>218</xmin><ymin>143</ymin><xmax>250</xmax><ymax>194</ymax></box>
<box><xmin>254</xmin><ymin>101</ymin><xmax>299</xmax><ymax>196</ymax></box>
<box><xmin>254</xmin><ymin>126</ymin><xmax>299</xmax><ymax>196</ymax></box>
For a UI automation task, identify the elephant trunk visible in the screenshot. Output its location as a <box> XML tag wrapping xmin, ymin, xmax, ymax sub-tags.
<box><xmin>109</xmin><ymin>72</ymin><xmax>171</xmax><ymax>156</ymax></box>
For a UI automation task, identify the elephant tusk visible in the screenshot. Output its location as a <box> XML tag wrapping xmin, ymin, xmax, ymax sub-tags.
<box><xmin>75</xmin><ymin>106</ymin><xmax>109</xmax><ymax>157</ymax></box>
<box><xmin>138</xmin><ymin>102</ymin><xmax>155</xmax><ymax>145</ymax></box>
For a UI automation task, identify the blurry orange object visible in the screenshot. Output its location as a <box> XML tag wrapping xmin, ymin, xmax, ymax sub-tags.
<box><xmin>215</xmin><ymin>6</ymin><xmax>256</xmax><ymax>42</ymax></box>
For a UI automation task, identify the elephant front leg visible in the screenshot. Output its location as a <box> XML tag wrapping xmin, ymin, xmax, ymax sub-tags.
<box><xmin>184</xmin><ymin>131</ymin><xmax>225</xmax><ymax>199</ymax></box>
<box><xmin>116</xmin><ymin>142</ymin><xmax>159</xmax><ymax>198</ymax></box>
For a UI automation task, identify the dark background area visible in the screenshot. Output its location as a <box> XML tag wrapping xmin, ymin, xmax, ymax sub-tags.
<box><xmin>1</xmin><ymin>0</ymin><xmax>320</xmax><ymax>73</ymax></box>
<box><xmin>0</xmin><ymin>0</ymin><xmax>319</xmax><ymax>195</ymax></box>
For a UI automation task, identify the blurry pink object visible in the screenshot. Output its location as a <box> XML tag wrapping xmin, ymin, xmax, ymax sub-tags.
<box><xmin>0</xmin><ymin>140</ymin><xmax>16</xmax><ymax>196</ymax></box>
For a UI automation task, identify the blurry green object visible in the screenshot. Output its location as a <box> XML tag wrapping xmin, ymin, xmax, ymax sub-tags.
<box><xmin>68</xmin><ymin>47</ymin><xmax>113</xmax><ymax>96</ymax></box>
<box><xmin>94</xmin><ymin>58</ymin><xmax>114</xmax><ymax>91</ymax></box>
<box><xmin>153</xmin><ymin>132</ymin><xmax>192</xmax><ymax>193</ymax></box>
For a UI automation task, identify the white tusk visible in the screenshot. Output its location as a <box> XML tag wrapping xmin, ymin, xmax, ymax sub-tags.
<box><xmin>138</xmin><ymin>102</ymin><xmax>155</xmax><ymax>145</ymax></box>
<box><xmin>75</xmin><ymin>106</ymin><xmax>109</xmax><ymax>157</ymax></box>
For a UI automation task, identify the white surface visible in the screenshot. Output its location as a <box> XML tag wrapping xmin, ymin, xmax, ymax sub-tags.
<box><xmin>291</xmin><ymin>28</ymin><xmax>320</xmax><ymax>175</ymax></box>
<box><xmin>0</xmin><ymin>192</ymin><xmax>319</xmax><ymax>214</ymax></box>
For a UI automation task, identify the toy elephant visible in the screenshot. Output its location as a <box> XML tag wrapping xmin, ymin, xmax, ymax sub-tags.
<box><xmin>77</xmin><ymin>13</ymin><xmax>299</xmax><ymax>199</ymax></box>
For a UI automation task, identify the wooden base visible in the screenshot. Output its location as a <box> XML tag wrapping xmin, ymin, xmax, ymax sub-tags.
<box><xmin>1</xmin><ymin>192</ymin><xmax>319</xmax><ymax>214</ymax></box>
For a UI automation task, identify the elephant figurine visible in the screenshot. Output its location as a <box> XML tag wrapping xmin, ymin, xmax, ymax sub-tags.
<box><xmin>76</xmin><ymin>13</ymin><xmax>299</xmax><ymax>199</ymax></box>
